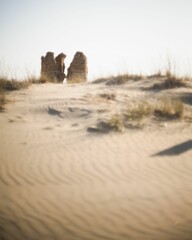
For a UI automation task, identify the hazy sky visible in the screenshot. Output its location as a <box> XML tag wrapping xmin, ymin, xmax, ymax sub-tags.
<box><xmin>0</xmin><ymin>0</ymin><xmax>192</xmax><ymax>80</ymax></box>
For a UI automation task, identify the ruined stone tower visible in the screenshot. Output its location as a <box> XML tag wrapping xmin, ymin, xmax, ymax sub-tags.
<box><xmin>55</xmin><ymin>53</ymin><xmax>66</xmax><ymax>81</ymax></box>
<box><xmin>67</xmin><ymin>52</ymin><xmax>88</xmax><ymax>83</ymax></box>
<box><xmin>41</xmin><ymin>52</ymin><xmax>66</xmax><ymax>82</ymax></box>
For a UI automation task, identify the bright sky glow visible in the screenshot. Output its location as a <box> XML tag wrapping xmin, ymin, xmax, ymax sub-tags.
<box><xmin>0</xmin><ymin>0</ymin><xmax>192</xmax><ymax>80</ymax></box>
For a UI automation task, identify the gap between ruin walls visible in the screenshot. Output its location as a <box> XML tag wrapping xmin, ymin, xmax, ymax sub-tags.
<box><xmin>41</xmin><ymin>51</ymin><xmax>88</xmax><ymax>83</ymax></box>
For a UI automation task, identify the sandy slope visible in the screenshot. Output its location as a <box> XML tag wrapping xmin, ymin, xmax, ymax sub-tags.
<box><xmin>0</xmin><ymin>80</ymin><xmax>192</xmax><ymax>240</ymax></box>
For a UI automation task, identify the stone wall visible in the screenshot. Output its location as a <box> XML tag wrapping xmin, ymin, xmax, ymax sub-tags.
<box><xmin>67</xmin><ymin>52</ymin><xmax>88</xmax><ymax>83</ymax></box>
<box><xmin>55</xmin><ymin>53</ymin><xmax>66</xmax><ymax>82</ymax></box>
<box><xmin>41</xmin><ymin>51</ymin><xmax>87</xmax><ymax>83</ymax></box>
<box><xmin>41</xmin><ymin>52</ymin><xmax>66</xmax><ymax>82</ymax></box>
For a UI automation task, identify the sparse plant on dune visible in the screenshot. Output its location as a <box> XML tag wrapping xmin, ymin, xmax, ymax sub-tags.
<box><xmin>92</xmin><ymin>77</ymin><xmax>109</xmax><ymax>84</ymax></box>
<box><xmin>106</xmin><ymin>74</ymin><xmax>143</xmax><ymax>85</ymax></box>
<box><xmin>122</xmin><ymin>102</ymin><xmax>153</xmax><ymax>129</ymax></box>
<box><xmin>87</xmin><ymin>99</ymin><xmax>188</xmax><ymax>133</ymax></box>
<box><xmin>87</xmin><ymin>114</ymin><xmax>124</xmax><ymax>133</ymax></box>
<box><xmin>150</xmin><ymin>57</ymin><xmax>190</xmax><ymax>90</ymax></box>
<box><xmin>28</xmin><ymin>75</ymin><xmax>48</xmax><ymax>84</ymax></box>
<box><xmin>106</xmin><ymin>74</ymin><xmax>130</xmax><ymax>85</ymax></box>
<box><xmin>93</xmin><ymin>73</ymin><xmax>143</xmax><ymax>85</ymax></box>
<box><xmin>67</xmin><ymin>76</ymin><xmax>86</xmax><ymax>84</ymax></box>
<box><xmin>99</xmin><ymin>92</ymin><xmax>116</xmax><ymax>100</ymax></box>
<box><xmin>148</xmin><ymin>70</ymin><xmax>164</xmax><ymax>79</ymax></box>
<box><xmin>124</xmin><ymin>100</ymin><xmax>184</xmax><ymax>121</ymax></box>
<box><xmin>154</xmin><ymin>99</ymin><xmax>184</xmax><ymax>120</ymax></box>
<box><xmin>0</xmin><ymin>77</ymin><xmax>31</xmax><ymax>91</ymax></box>
<box><xmin>124</xmin><ymin>102</ymin><xmax>153</xmax><ymax>121</ymax></box>
<box><xmin>106</xmin><ymin>114</ymin><xmax>124</xmax><ymax>132</ymax></box>
<box><xmin>0</xmin><ymin>91</ymin><xmax>5</xmax><ymax>110</ymax></box>
<box><xmin>0</xmin><ymin>76</ymin><xmax>31</xmax><ymax>110</ymax></box>
<box><xmin>149</xmin><ymin>74</ymin><xmax>189</xmax><ymax>90</ymax></box>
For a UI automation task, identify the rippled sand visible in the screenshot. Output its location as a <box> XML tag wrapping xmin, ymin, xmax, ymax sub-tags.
<box><xmin>0</xmin><ymin>81</ymin><xmax>192</xmax><ymax>240</ymax></box>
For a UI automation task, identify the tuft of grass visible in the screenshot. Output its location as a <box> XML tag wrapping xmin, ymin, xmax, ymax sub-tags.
<box><xmin>154</xmin><ymin>100</ymin><xmax>184</xmax><ymax>120</ymax></box>
<box><xmin>99</xmin><ymin>92</ymin><xmax>116</xmax><ymax>100</ymax></box>
<box><xmin>125</xmin><ymin>100</ymin><xmax>184</xmax><ymax>121</ymax></box>
<box><xmin>106</xmin><ymin>74</ymin><xmax>142</xmax><ymax>86</ymax></box>
<box><xmin>123</xmin><ymin>100</ymin><xmax>185</xmax><ymax>128</ymax></box>
<box><xmin>28</xmin><ymin>76</ymin><xmax>48</xmax><ymax>84</ymax></box>
<box><xmin>92</xmin><ymin>77</ymin><xmax>109</xmax><ymax>84</ymax></box>
<box><xmin>67</xmin><ymin>75</ymin><xmax>87</xmax><ymax>84</ymax></box>
<box><xmin>148</xmin><ymin>70</ymin><xmax>164</xmax><ymax>79</ymax></box>
<box><xmin>93</xmin><ymin>73</ymin><xmax>143</xmax><ymax>85</ymax></box>
<box><xmin>105</xmin><ymin>114</ymin><xmax>124</xmax><ymax>132</ymax></box>
<box><xmin>124</xmin><ymin>102</ymin><xmax>153</xmax><ymax>121</ymax></box>
<box><xmin>122</xmin><ymin>102</ymin><xmax>153</xmax><ymax>129</ymax></box>
<box><xmin>0</xmin><ymin>91</ymin><xmax>6</xmax><ymax>110</ymax></box>
<box><xmin>106</xmin><ymin>74</ymin><xmax>130</xmax><ymax>85</ymax></box>
<box><xmin>0</xmin><ymin>77</ymin><xmax>31</xmax><ymax>91</ymax></box>
<box><xmin>87</xmin><ymin>114</ymin><xmax>124</xmax><ymax>133</ymax></box>
<box><xmin>88</xmin><ymin>99</ymin><xmax>189</xmax><ymax>133</ymax></box>
<box><xmin>151</xmin><ymin>71</ymin><xmax>189</xmax><ymax>90</ymax></box>
<box><xmin>0</xmin><ymin>76</ymin><xmax>31</xmax><ymax>110</ymax></box>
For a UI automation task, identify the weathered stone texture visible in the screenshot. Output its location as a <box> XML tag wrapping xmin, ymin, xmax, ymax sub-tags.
<box><xmin>41</xmin><ymin>52</ymin><xmax>66</xmax><ymax>82</ymax></box>
<box><xmin>67</xmin><ymin>52</ymin><xmax>88</xmax><ymax>83</ymax></box>
<box><xmin>55</xmin><ymin>53</ymin><xmax>66</xmax><ymax>81</ymax></box>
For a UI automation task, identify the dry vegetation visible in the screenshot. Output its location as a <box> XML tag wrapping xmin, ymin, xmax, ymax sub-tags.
<box><xmin>124</xmin><ymin>100</ymin><xmax>185</xmax><ymax>122</ymax></box>
<box><xmin>0</xmin><ymin>77</ymin><xmax>31</xmax><ymax>91</ymax></box>
<box><xmin>99</xmin><ymin>92</ymin><xmax>116</xmax><ymax>100</ymax></box>
<box><xmin>28</xmin><ymin>75</ymin><xmax>47</xmax><ymax>84</ymax></box>
<box><xmin>104</xmin><ymin>114</ymin><xmax>124</xmax><ymax>132</ymax></box>
<box><xmin>93</xmin><ymin>70</ymin><xmax>191</xmax><ymax>89</ymax></box>
<box><xmin>148</xmin><ymin>70</ymin><xmax>191</xmax><ymax>90</ymax></box>
<box><xmin>67</xmin><ymin>76</ymin><xmax>87</xmax><ymax>84</ymax></box>
<box><xmin>89</xmin><ymin>99</ymin><xmax>190</xmax><ymax>133</ymax></box>
<box><xmin>1</xmin><ymin>64</ymin><xmax>192</xmax><ymax>130</ymax></box>
<box><xmin>87</xmin><ymin>115</ymin><xmax>124</xmax><ymax>133</ymax></box>
<box><xmin>0</xmin><ymin>72</ymin><xmax>52</xmax><ymax>110</ymax></box>
<box><xmin>0</xmin><ymin>77</ymin><xmax>31</xmax><ymax>110</ymax></box>
<box><xmin>124</xmin><ymin>102</ymin><xmax>153</xmax><ymax>121</ymax></box>
<box><xmin>0</xmin><ymin>91</ymin><xmax>5</xmax><ymax>111</ymax></box>
<box><xmin>93</xmin><ymin>73</ymin><xmax>143</xmax><ymax>85</ymax></box>
<box><xmin>154</xmin><ymin>100</ymin><xmax>184</xmax><ymax>119</ymax></box>
<box><xmin>152</xmin><ymin>77</ymin><xmax>189</xmax><ymax>90</ymax></box>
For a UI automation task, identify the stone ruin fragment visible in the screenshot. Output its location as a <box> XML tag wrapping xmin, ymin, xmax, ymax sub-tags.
<box><xmin>41</xmin><ymin>51</ymin><xmax>88</xmax><ymax>83</ymax></box>
<box><xmin>41</xmin><ymin>52</ymin><xmax>66</xmax><ymax>82</ymax></box>
<box><xmin>55</xmin><ymin>53</ymin><xmax>66</xmax><ymax>81</ymax></box>
<box><xmin>67</xmin><ymin>52</ymin><xmax>88</xmax><ymax>83</ymax></box>
<box><xmin>41</xmin><ymin>52</ymin><xmax>55</xmax><ymax>81</ymax></box>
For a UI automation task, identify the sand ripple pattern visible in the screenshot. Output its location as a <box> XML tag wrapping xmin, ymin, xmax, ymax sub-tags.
<box><xmin>1</xmin><ymin>84</ymin><xmax>192</xmax><ymax>240</ymax></box>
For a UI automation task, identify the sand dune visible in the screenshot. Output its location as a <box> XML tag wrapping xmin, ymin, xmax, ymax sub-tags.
<box><xmin>0</xmin><ymin>80</ymin><xmax>192</xmax><ymax>240</ymax></box>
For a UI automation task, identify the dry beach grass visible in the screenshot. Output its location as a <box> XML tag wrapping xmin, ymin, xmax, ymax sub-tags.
<box><xmin>0</xmin><ymin>72</ymin><xmax>192</xmax><ymax>240</ymax></box>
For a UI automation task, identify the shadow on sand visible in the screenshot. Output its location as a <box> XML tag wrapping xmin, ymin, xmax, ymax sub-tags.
<box><xmin>179</xmin><ymin>92</ymin><xmax>192</xmax><ymax>105</ymax></box>
<box><xmin>152</xmin><ymin>139</ymin><xmax>192</xmax><ymax>156</ymax></box>
<box><xmin>48</xmin><ymin>107</ymin><xmax>63</xmax><ymax>118</ymax></box>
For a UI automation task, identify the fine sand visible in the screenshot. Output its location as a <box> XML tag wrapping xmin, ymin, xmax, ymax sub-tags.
<box><xmin>0</xmin><ymin>79</ymin><xmax>192</xmax><ymax>240</ymax></box>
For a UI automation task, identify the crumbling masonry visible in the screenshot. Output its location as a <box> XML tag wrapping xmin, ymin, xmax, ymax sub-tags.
<box><xmin>41</xmin><ymin>52</ymin><xmax>66</xmax><ymax>82</ymax></box>
<box><xmin>67</xmin><ymin>52</ymin><xmax>88</xmax><ymax>83</ymax></box>
<box><xmin>41</xmin><ymin>51</ymin><xmax>88</xmax><ymax>83</ymax></box>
